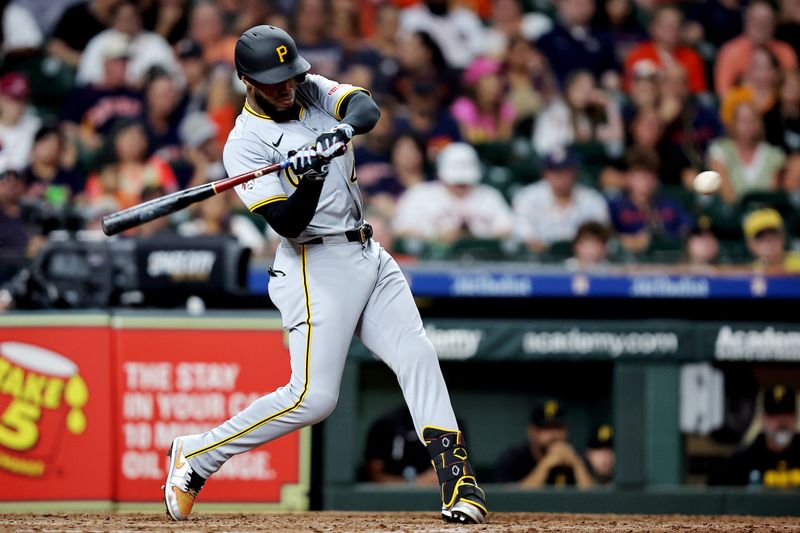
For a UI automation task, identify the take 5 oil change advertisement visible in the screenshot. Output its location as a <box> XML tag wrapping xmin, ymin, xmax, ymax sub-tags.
<box><xmin>0</xmin><ymin>321</ymin><xmax>113</xmax><ymax>500</ymax></box>
<box><xmin>0</xmin><ymin>314</ymin><xmax>309</xmax><ymax>508</ymax></box>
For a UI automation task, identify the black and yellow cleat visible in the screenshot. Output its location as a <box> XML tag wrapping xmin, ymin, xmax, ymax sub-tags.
<box><xmin>423</xmin><ymin>426</ymin><xmax>488</xmax><ymax>524</ymax></box>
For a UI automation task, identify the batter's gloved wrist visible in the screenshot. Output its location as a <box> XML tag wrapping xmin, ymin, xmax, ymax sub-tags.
<box><xmin>315</xmin><ymin>123</ymin><xmax>353</xmax><ymax>160</ymax></box>
<box><xmin>287</xmin><ymin>146</ymin><xmax>329</xmax><ymax>181</ymax></box>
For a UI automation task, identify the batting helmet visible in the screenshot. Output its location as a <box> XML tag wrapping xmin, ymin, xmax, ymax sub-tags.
<box><xmin>235</xmin><ymin>25</ymin><xmax>311</xmax><ymax>85</ymax></box>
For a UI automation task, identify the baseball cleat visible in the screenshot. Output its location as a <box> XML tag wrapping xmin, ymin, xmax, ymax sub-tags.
<box><xmin>423</xmin><ymin>426</ymin><xmax>488</xmax><ymax>524</ymax></box>
<box><xmin>163</xmin><ymin>437</ymin><xmax>205</xmax><ymax>521</ymax></box>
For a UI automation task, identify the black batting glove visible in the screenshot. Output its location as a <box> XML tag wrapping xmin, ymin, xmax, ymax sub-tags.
<box><xmin>315</xmin><ymin>123</ymin><xmax>353</xmax><ymax>160</ymax></box>
<box><xmin>287</xmin><ymin>146</ymin><xmax>329</xmax><ymax>181</ymax></box>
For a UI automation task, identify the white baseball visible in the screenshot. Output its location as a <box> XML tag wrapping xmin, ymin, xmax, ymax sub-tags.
<box><xmin>693</xmin><ymin>170</ymin><xmax>721</xmax><ymax>195</ymax></box>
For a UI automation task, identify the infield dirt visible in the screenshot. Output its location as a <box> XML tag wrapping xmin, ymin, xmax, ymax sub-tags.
<box><xmin>2</xmin><ymin>512</ymin><xmax>800</xmax><ymax>532</ymax></box>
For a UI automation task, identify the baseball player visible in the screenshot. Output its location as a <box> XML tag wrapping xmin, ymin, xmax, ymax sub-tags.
<box><xmin>162</xmin><ymin>25</ymin><xmax>488</xmax><ymax>524</ymax></box>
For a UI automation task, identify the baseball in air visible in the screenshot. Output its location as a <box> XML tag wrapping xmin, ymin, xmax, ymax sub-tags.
<box><xmin>693</xmin><ymin>170</ymin><xmax>721</xmax><ymax>195</ymax></box>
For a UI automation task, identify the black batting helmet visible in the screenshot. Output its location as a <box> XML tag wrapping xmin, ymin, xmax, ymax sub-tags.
<box><xmin>235</xmin><ymin>25</ymin><xmax>311</xmax><ymax>85</ymax></box>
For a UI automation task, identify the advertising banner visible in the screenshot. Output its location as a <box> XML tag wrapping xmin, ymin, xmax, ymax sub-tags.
<box><xmin>0</xmin><ymin>315</ymin><xmax>113</xmax><ymax>500</ymax></box>
<box><xmin>113</xmin><ymin>315</ymin><xmax>308</xmax><ymax>508</ymax></box>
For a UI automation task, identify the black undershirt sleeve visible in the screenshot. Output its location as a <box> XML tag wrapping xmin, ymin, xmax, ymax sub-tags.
<box><xmin>338</xmin><ymin>91</ymin><xmax>381</xmax><ymax>135</ymax></box>
<box><xmin>252</xmin><ymin>177</ymin><xmax>324</xmax><ymax>238</ymax></box>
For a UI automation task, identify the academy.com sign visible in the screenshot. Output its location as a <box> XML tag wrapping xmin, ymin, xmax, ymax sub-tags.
<box><xmin>715</xmin><ymin>326</ymin><xmax>800</xmax><ymax>361</ymax></box>
<box><xmin>522</xmin><ymin>328</ymin><xmax>680</xmax><ymax>358</ymax></box>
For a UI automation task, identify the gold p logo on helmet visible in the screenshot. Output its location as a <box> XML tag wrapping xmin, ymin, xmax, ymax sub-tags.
<box><xmin>276</xmin><ymin>45</ymin><xmax>288</xmax><ymax>63</ymax></box>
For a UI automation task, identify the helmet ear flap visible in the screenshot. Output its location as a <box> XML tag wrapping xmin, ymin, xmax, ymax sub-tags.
<box><xmin>294</xmin><ymin>73</ymin><xmax>307</xmax><ymax>84</ymax></box>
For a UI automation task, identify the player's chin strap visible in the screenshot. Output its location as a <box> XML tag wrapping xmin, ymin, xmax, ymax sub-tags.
<box><xmin>422</xmin><ymin>426</ymin><xmax>487</xmax><ymax>522</ymax></box>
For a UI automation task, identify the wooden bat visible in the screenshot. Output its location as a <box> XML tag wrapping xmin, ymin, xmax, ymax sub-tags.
<box><xmin>101</xmin><ymin>160</ymin><xmax>289</xmax><ymax>236</ymax></box>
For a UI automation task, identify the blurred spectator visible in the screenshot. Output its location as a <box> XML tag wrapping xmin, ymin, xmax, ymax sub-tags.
<box><xmin>77</xmin><ymin>1</ymin><xmax>181</xmax><ymax>88</ymax></box>
<box><xmin>565</xmin><ymin>220</ymin><xmax>612</xmax><ymax>271</ymax></box>
<box><xmin>624</xmin><ymin>6</ymin><xmax>707</xmax><ymax>94</ymax></box>
<box><xmin>494</xmin><ymin>400</ymin><xmax>594</xmax><ymax>488</ymax></box>
<box><xmin>393</xmin><ymin>73</ymin><xmax>461</xmax><ymax>159</ymax></box>
<box><xmin>503</xmin><ymin>36</ymin><xmax>555</xmax><ymax>125</ymax></box>
<box><xmin>189</xmin><ymin>0</ymin><xmax>237</xmax><ymax>66</ymax></box>
<box><xmin>178</xmin><ymin>111</ymin><xmax>225</xmax><ymax>188</ymax></box>
<box><xmin>594</xmin><ymin>0</ymin><xmax>646</xmax><ymax>63</ymax></box>
<box><xmin>176</xmin><ymin>39</ymin><xmax>210</xmax><ymax>115</ymax></box>
<box><xmin>710</xmin><ymin>384</ymin><xmax>800</xmax><ymax>487</ymax></box>
<box><xmin>23</xmin><ymin>123</ymin><xmax>83</xmax><ymax>205</ymax></box>
<box><xmin>533</xmin><ymin>70</ymin><xmax>624</xmax><ymax>159</ymax></box>
<box><xmin>229</xmin><ymin>0</ymin><xmax>273</xmax><ymax>38</ymax></box>
<box><xmin>708</xmin><ymin>101</ymin><xmax>785</xmax><ymax>205</ymax></box>
<box><xmin>765</xmin><ymin>68</ymin><xmax>800</xmax><ymax>152</ymax></box>
<box><xmin>61</xmin><ymin>33</ymin><xmax>144</xmax><ymax>152</ymax></box>
<box><xmin>658</xmin><ymin>63</ymin><xmax>722</xmax><ymax>188</ymax></box>
<box><xmin>715</xmin><ymin>0</ymin><xmax>798</xmax><ymax>96</ymax></box>
<box><xmin>513</xmin><ymin>149</ymin><xmax>610</xmax><ymax>254</ymax></box>
<box><xmin>583</xmin><ymin>423</ymin><xmax>615</xmax><ymax>485</ymax></box>
<box><xmin>0</xmin><ymin>170</ymin><xmax>31</xmax><ymax>255</ymax></box>
<box><xmin>784</xmin><ymin>152</ymin><xmax>800</xmax><ymax>208</ymax></box>
<box><xmin>349</xmin><ymin>3</ymin><xmax>400</xmax><ymax>96</ymax></box>
<box><xmin>777</xmin><ymin>0</ymin><xmax>800</xmax><ymax>59</ymax></box>
<box><xmin>721</xmin><ymin>46</ymin><xmax>781</xmax><ymax>131</ymax></box>
<box><xmin>293</xmin><ymin>0</ymin><xmax>344</xmax><ymax>80</ymax></box>
<box><xmin>451</xmin><ymin>57</ymin><xmax>515</xmax><ymax>144</ymax></box>
<box><xmin>365</xmin><ymin>131</ymin><xmax>429</xmax><ymax>219</ymax></box>
<box><xmin>13</xmin><ymin>0</ymin><xmax>75</xmax><ymax>38</ymax></box>
<box><xmin>393</xmin><ymin>142</ymin><xmax>512</xmax><ymax>243</ymax></box>
<box><xmin>685</xmin><ymin>0</ymin><xmax>743</xmax><ymax>50</ymax></box>
<box><xmin>361</xmin><ymin>404</ymin><xmax>438</xmax><ymax>484</ymax></box>
<box><xmin>392</xmin><ymin>31</ymin><xmax>455</xmax><ymax>106</ymax></box>
<box><xmin>399</xmin><ymin>0</ymin><xmax>486</xmax><ymax>70</ymax></box>
<box><xmin>0</xmin><ymin>0</ymin><xmax>42</xmax><ymax>56</ymax></box>
<box><xmin>536</xmin><ymin>0</ymin><xmax>617</xmax><ymax>88</ymax></box>
<box><xmin>743</xmin><ymin>208</ymin><xmax>800</xmax><ymax>272</ymax></box>
<box><xmin>330</xmin><ymin>0</ymin><xmax>362</xmax><ymax>60</ymax></box>
<box><xmin>483</xmin><ymin>0</ymin><xmax>552</xmax><ymax>59</ymax></box>
<box><xmin>48</xmin><ymin>0</ymin><xmax>115</xmax><ymax>67</ymax></box>
<box><xmin>82</xmin><ymin>118</ymin><xmax>177</xmax><ymax>210</ymax></box>
<box><xmin>624</xmin><ymin>63</ymin><xmax>660</xmax><ymax>118</ymax></box>
<box><xmin>354</xmin><ymin>105</ymin><xmax>397</xmax><ymax>202</ymax></box>
<box><xmin>143</xmin><ymin>69</ymin><xmax>185</xmax><ymax>155</ymax></box>
<box><xmin>609</xmin><ymin>147</ymin><xmax>693</xmax><ymax>254</ymax></box>
<box><xmin>0</xmin><ymin>73</ymin><xmax>40</xmax><ymax>173</ymax></box>
<box><xmin>178</xmin><ymin>192</ymin><xmax>268</xmax><ymax>256</ymax></box>
<box><xmin>685</xmin><ymin>218</ymin><xmax>721</xmax><ymax>269</ymax></box>
<box><xmin>140</xmin><ymin>0</ymin><xmax>189</xmax><ymax>45</ymax></box>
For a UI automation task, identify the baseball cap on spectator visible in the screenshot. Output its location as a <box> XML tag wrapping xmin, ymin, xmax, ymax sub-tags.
<box><xmin>0</xmin><ymin>73</ymin><xmax>30</xmax><ymax>100</ymax></box>
<box><xmin>176</xmin><ymin>39</ymin><xmax>203</xmax><ymax>60</ymax></box>
<box><xmin>543</xmin><ymin>148</ymin><xmax>580</xmax><ymax>170</ymax></box>
<box><xmin>530</xmin><ymin>399</ymin><xmax>566</xmax><ymax>428</ymax></box>
<box><xmin>743</xmin><ymin>208</ymin><xmax>784</xmax><ymax>239</ymax></box>
<box><xmin>462</xmin><ymin>57</ymin><xmax>501</xmax><ymax>86</ymax></box>
<box><xmin>764</xmin><ymin>384</ymin><xmax>796</xmax><ymax>415</ymax></box>
<box><xmin>587</xmin><ymin>424</ymin><xmax>614</xmax><ymax>449</ymax></box>
<box><xmin>436</xmin><ymin>142</ymin><xmax>481</xmax><ymax>185</ymax></box>
<box><xmin>632</xmin><ymin>59</ymin><xmax>660</xmax><ymax>80</ymax></box>
<box><xmin>103</xmin><ymin>33</ymin><xmax>131</xmax><ymax>60</ymax></box>
<box><xmin>179</xmin><ymin>112</ymin><xmax>218</xmax><ymax>149</ymax></box>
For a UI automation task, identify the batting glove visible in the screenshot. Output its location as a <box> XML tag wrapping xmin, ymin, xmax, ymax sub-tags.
<box><xmin>315</xmin><ymin>123</ymin><xmax>353</xmax><ymax>160</ymax></box>
<box><xmin>288</xmin><ymin>146</ymin><xmax>329</xmax><ymax>181</ymax></box>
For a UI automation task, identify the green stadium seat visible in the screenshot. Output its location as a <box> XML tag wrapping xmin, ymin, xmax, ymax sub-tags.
<box><xmin>738</xmin><ymin>191</ymin><xmax>792</xmax><ymax>217</ymax></box>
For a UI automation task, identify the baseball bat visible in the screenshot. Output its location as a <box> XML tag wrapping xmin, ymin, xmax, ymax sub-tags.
<box><xmin>101</xmin><ymin>160</ymin><xmax>289</xmax><ymax>236</ymax></box>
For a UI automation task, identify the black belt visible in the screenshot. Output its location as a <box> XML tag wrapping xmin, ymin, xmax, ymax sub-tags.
<box><xmin>301</xmin><ymin>223</ymin><xmax>373</xmax><ymax>245</ymax></box>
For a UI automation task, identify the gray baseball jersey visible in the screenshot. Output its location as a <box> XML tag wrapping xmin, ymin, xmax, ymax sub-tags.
<box><xmin>180</xmin><ymin>75</ymin><xmax>460</xmax><ymax>483</ymax></box>
<box><xmin>225</xmin><ymin>74</ymin><xmax>365</xmax><ymax>242</ymax></box>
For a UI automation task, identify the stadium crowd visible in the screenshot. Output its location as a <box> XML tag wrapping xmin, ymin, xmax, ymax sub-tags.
<box><xmin>2</xmin><ymin>0</ymin><xmax>800</xmax><ymax>279</ymax></box>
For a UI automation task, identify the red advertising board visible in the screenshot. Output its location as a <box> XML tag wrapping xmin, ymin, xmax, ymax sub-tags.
<box><xmin>113</xmin><ymin>316</ymin><xmax>307</xmax><ymax>506</ymax></box>
<box><xmin>0</xmin><ymin>318</ymin><xmax>114</xmax><ymax>500</ymax></box>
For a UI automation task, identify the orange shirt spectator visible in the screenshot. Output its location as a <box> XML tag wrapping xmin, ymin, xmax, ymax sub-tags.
<box><xmin>189</xmin><ymin>1</ymin><xmax>237</xmax><ymax>66</ymax></box>
<box><xmin>623</xmin><ymin>6</ymin><xmax>707</xmax><ymax>94</ymax></box>
<box><xmin>715</xmin><ymin>0</ymin><xmax>797</xmax><ymax>95</ymax></box>
<box><xmin>625</xmin><ymin>43</ymin><xmax>707</xmax><ymax>93</ymax></box>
